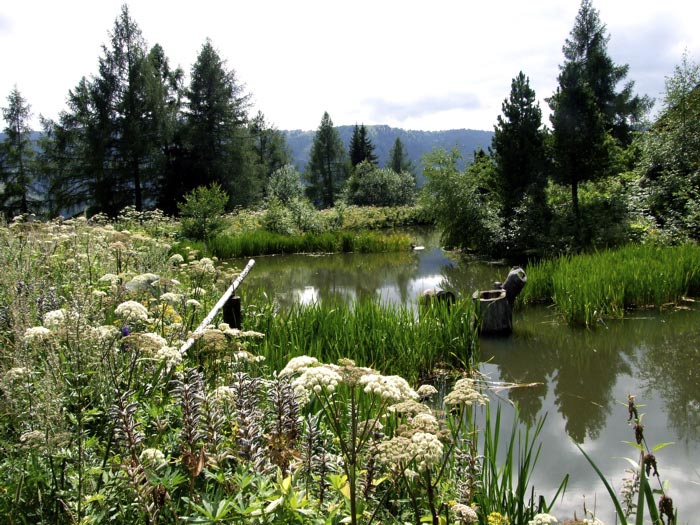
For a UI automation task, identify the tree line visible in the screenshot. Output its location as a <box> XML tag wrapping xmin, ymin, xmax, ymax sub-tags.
<box><xmin>0</xmin><ymin>5</ymin><xmax>415</xmax><ymax>220</ymax></box>
<box><xmin>2</xmin><ymin>1</ymin><xmax>699</xmax><ymax>256</ymax></box>
<box><xmin>421</xmin><ymin>0</ymin><xmax>700</xmax><ymax>256</ymax></box>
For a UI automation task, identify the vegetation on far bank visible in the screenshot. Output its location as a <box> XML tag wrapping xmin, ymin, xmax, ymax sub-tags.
<box><xmin>520</xmin><ymin>243</ymin><xmax>700</xmax><ymax>326</ymax></box>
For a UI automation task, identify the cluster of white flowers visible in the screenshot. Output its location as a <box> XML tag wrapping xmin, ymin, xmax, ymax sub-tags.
<box><xmin>410</xmin><ymin>412</ymin><xmax>440</xmax><ymax>434</ymax></box>
<box><xmin>279</xmin><ymin>355</ymin><xmax>319</xmax><ymax>377</ymax></box>
<box><xmin>155</xmin><ymin>346</ymin><xmax>182</xmax><ymax>369</ymax></box>
<box><xmin>139</xmin><ymin>448</ymin><xmax>168</xmax><ymax>469</ymax></box>
<box><xmin>186</xmin><ymin>299</ymin><xmax>202</xmax><ymax>309</ymax></box>
<box><xmin>451</xmin><ymin>503</ymin><xmax>479</xmax><ymax>523</ymax></box>
<box><xmin>5</xmin><ymin>367</ymin><xmax>30</xmax><ymax>383</ymax></box>
<box><xmin>191</xmin><ymin>257</ymin><xmax>216</xmax><ymax>275</ymax></box>
<box><xmin>388</xmin><ymin>398</ymin><xmax>432</xmax><ymax>416</ymax></box>
<box><xmin>115</xmin><ymin>301</ymin><xmax>150</xmax><ymax>323</ymax></box>
<box><xmin>376</xmin><ymin>436</ymin><xmax>415</xmax><ymax>466</ymax></box>
<box><xmin>528</xmin><ymin>513</ymin><xmax>558</xmax><ymax>525</ymax></box>
<box><xmin>92</xmin><ymin>290</ymin><xmax>108</xmax><ymax>298</ymax></box>
<box><xmin>24</xmin><ymin>326</ymin><xmax>52</xmax><ymax>344</ymax></box>
<box><xmin>91</xmin><ymin>325</ymin><xmax>120</xmax><ymax>343</ymax></box>
<box><xmin>411</xmin><ymin>431</ymin><xmax>444</xmax><ymax>470</ymax></box>
<box><xmin>19</xmin><ymin>430</ymin><xmax>45</xmax><ymax>446</ymax></box>
<box><xmin>98</xmin><ymin>273</ymin><xmax>121</xmax><ymax>288</ymax></box>
<box><xmin>42</xmin><ymin>309</ymin><xmax>69</xmax><ymax>330</ymax></box>
<box><xmin>292</xmin><ymin>365</ymin><xmax>342</xmax><ymax>398</ymax></box>
<box><xmin>416</xmin><ymin>384</ymin><xmax>438</xmax><ymax>399</ymax></box>
<box><xmin>159</xmin><ymin>292</ymin><xmax>182</xmax><ymax>306</ymax></box>
<box><xmin>359</xmin><ymin>374</ymin><xmax>418</xmax><ymax>402</ymax></box>
<box><xmin>443</xmin><ymin>377</ymin><xmax>488</xmax><ymax>406</ymax></box>
<box><xmin>125</xmin><ymin>273</ymin><xmax>160</xmax><ymax>292</ymax></box>
<box><xmin>168</xmin><ymin>253</ymin><xmax>185</xmax><ymax>265</ymax></box>
<box><xmin>190</xmin><ymin>287</ymin><xmax>207</xmax><ymax>297</ymax></box>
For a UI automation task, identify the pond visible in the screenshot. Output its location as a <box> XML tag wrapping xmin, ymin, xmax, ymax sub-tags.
<box><xmin>234</xmin><ymin>230</ymin><xmax>700</xmax><ymax>523</ymax></box>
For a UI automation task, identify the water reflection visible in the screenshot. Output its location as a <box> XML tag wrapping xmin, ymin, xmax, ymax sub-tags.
<box><xmin>234</xmin><ymin>233</ymin><xmax>700</xmax><ymax>519</ymax></box>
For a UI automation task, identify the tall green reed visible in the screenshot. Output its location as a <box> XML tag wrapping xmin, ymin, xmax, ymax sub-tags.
<box><xmin>245</xmin><ymin>294</ymin><xmax>479</xmax><ymax>383</ymax></box>
<box><xmin>177</xmin><ymin>229</ymin><xmax>411</xmax><ymax>259</ymax></box>
<box><xmin>520</xmin><ymin>244</ymin><xmax>700</xmax><ymax>326</ymax></box>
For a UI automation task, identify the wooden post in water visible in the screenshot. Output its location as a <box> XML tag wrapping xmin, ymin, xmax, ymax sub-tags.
<box><xmin>473</xmin><ymin>289</ymin><xmax>512</xmax><ymax>334</ymax></box>
<box><xmin>179</xmin><ymin>258</ymin><xmax>255</xmax><ymax>355</ymax></box>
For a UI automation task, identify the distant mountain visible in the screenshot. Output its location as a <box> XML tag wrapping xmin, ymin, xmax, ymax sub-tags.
<box><xmin>283</xmin><ymin>125</ymin><xmax>494</xmax><ymax>183</ymax></box>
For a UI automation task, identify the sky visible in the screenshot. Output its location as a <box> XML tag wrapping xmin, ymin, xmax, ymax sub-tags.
<box><xmin>1</xmin><ymin>0</ymin><xmax>699</xmax><ymax>132</ymax></box>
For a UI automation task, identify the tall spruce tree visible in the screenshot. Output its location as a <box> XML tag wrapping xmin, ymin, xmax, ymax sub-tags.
<box><xmin>491</xmin><ymin>72</ymin><xmax>547</xmax><ymax>220</ymax></box>
<box><xmin>249</xmin><ymin>111</ymin><xmax>291</xmax><ymax>198</ymax></box>
<box><xmin>387</xmin><ymin>136</ymin><xmax>413</xmax><ymax>174</ymax></box>
<box><xmin>549</xmin><ymin>0</ymin><xmax>649</xmax><ymax>226</ymax></box>
<box><xmin>349</xmin><ymin>124</ymin><xmax>377</xmax><ymax>167</ymax></box>
<box><xmin>44</xmin><ymin>5</ymin><xmax>180</xmax><ymax>216</ymax></box>
<box><xmin>305</xmin><ymin>112</ymin><xmax>348</xmax><ymax>207</ymax></box>
<box><xmin>0</xmin><ymin>87</ymin><xmax>39</xmax><ymax>217</ymax></box>
<box><xmin>185</xmin><ymin>39</ymin><xmax>257</xmax><ymax>207</ymax></box>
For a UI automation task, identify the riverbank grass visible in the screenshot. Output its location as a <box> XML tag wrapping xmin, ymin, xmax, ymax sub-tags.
<box><xmin>520</xmin><ymin>244</ymin><xmax>700</xmax><ymax>326</ymax></box>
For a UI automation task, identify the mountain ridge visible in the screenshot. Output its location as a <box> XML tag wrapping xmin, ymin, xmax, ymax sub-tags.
<box><xmin>283</xmin><ymin>125</ymin><xmax>494</xmax><ymax>178</ymax></box>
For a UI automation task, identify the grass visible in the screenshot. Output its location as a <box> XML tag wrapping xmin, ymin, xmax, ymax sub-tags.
<box><xmin>175</xmin><ymin>229</ymin><xmax>412</xmax><ymax>258</ymax></box>
<box><xmin>519</xmin><ymin>244</ymin><xmax>700</xmax><ymax>326</ymax></box>
<box><xmin>244</xmin><ymin>293</ymin><xmax>479</xmax><ymax>383</ymax></box>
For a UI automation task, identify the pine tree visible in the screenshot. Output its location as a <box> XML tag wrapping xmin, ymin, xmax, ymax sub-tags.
<box><xmin>387</xmin><ymin>136</ymin><xmax>413</xmax><ymax>174</ymax></box>
<box><xmin>249</xmin><ymin>111</ymin><xmax>291</xmax><ymax>198</ymax></box>
<box><xmin>185</xmin><ymin>39</ymin><xmax>256</xmax><ymax>207</ymax></box>
<box><xmin>548</xmin><ymin>0</ymin><xmax>649</xmax><ymax>226</ymax></box>
<box><xmin>560</xmin><ymin>0</ymin><xmax>650</xmax><ymax>146</ymax></box>
<box><xmin>305</xmin><ymin>112</ymin><xmax>348</xmax><ymax>208</ymax></box>
<box><xmin>0</xmin><ymin>87</ymin><xmax>39</xmax><ymax>217</ymax></box>
<box><xmin>349</xmin><ymin>124</ymin><xmax>377</xmax><ymax>167</ymax></box>
<box><xmin>491</xmin><ymin>71</ymin><xmax>547</xmax><ymax>220</ymax></box>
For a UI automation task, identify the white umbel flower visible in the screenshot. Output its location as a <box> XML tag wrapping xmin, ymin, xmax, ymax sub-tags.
<box><xmin>115</xmin><ymin>301</ymin><xmax>149</xmax><ymax>323</ymax></box>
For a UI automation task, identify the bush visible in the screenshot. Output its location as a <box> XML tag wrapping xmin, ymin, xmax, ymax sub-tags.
<box><xmin>177</xmin><ymin>184</ymin><xmax>229</xmax><ymax>241</ymax></box>
<box><xmin>344</xmin><ymin>161</ymin><xmax>416</xmax><ymax>207</ymax></box>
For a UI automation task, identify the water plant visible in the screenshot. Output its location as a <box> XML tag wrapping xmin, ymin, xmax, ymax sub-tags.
<box><xmin>520</xmin><ymin>244</ymin><xmax>700</xmax><ymax>326</ymax></box>
<box><xmin>576</xmin><ymin>394</ymin><xmax>677</xmax><ymax>525</ymax></box>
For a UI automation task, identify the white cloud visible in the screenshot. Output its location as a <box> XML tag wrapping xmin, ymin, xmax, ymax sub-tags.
<box><xmin>1</xmin><ymin>0</ymin><xmax>699</xmax><ymax>131</ymax></box>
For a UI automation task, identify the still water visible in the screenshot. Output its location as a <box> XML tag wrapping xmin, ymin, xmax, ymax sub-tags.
<box><xmin>235</xmin><ymin>230</ymin><xmax>700</xmax><ymax>523</ymax></box>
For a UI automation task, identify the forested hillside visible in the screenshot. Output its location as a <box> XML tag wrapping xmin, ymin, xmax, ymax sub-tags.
<box><xmin>284</xmin><ymin>125</ymin><xmax>493</xmax><ymax>179</ymax></box>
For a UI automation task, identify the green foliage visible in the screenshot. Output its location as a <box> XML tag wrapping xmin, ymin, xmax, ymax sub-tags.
<box><xmin>0</xmin><ymin>87</ymin><xmax>40</xmax><ymax>218</ymax></box>
<box><xmin>248</xmin><ymin>296</ymin><xmax>477</xmax><ymax>382</ymax></box>
<box><xmin>420</xmin><ymin>148</ymin><xmax>502</xmax><ymax>253</ymax></box>
<box><xmin>636</xmin><ymin>51</ymin><xmax>700</xmax><ymax>241</ymax></box>
<box><xmin>266</xmin><ymin>164</ymin><xmax>304</xmax><ymax>204</ymax></box>
<box><xmin>387</xmin><ymin>136</ymin><xmax>414</xmax><ymax>175</ymax></box>
<box><xmin>305</xmin><ymin>112</ymin><xmax>349</xmax><ymax>208</ymax></box>
<box><xmin>343</xmin><ymin>161</ymin><xmax>416</xmax><ymax>207</ymax></box>
<box><xmin>178</xmin><ymin>183</ymin><xmax>229</xmax><ymax>241</ymax></box>
<box><xmin>198</xmin><ymin>229</ymin><xmax>410</xmax><ymax>258</ymax></box>
<box><xmin>475</xmin><ymin>407</ymin><xmax>568</xmax><ymax>524</ymax></box>
<box><xmin>520</xmin><ymin>243</ymin><xmax>700</xmax><ymax>326</ymax></box>
<box><xmin>349</xmin><ymin>124</ymin><xmax>377</xmax><ymax>167</ymax></box>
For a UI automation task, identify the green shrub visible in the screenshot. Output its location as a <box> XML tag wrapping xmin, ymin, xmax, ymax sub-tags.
<box><xmin>177</xmin><ymin>184</ymin><xmax>229</xmax><ymax>241</ymax></box>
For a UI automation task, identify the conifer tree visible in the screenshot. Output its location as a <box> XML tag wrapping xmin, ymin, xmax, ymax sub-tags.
<box><xmin>305</xmin><ymin>112</ymin><xmax>348</xmax><ymax>207</ymax></box>
<box><xmin>185</xmin><ymin>39</ymin><xmax>257</xmax><ymax>207</ymax></box>
<box><xmin>491</xmin><ymin>71</ymin><xmax>547</xmax><ymax>220</ymax></box>
<box><xmin>387</xmin><ymin>136</ymin><xmax>413</xmax><ymax>174</ymax></box>
<box><xmin>0</xmin><ymin>87</ymin><xmax>39</xmax><ymax>217</ymax></box>
<box><xmin>548</xmin><ymin>0</ymin><xmax>649</xmax><ymax>225</ymax></box>
<box><xmin>349</xmin><ymin>124</ymin><xmax>377</xmax><ymax>167</ymax></box>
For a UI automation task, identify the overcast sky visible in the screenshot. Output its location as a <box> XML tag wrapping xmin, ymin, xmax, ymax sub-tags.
<box><xmin>1</xmin><ymin>0</ymin><xmax>699</xmax><ymax>132</ymax></box>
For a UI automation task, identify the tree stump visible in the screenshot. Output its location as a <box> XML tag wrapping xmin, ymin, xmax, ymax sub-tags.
<box><xmin>472</xmin><ymin>289</ymin><xmax>512</xmax><ymax>334</ymax></box>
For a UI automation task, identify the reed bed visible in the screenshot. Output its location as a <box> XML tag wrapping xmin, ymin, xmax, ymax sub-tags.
<box><xmin>520</xmin><ymin>244</ymin><xmax>700</xmax><ymax>326</ymax></box>
<box><xmin>178</xmin><ymin>229</ymin><xmax>411</xmax><ymax>258</ymax></box>
<box><xmin>245</xmin><ymin>294</ymin><xmax>479</xmax><ymax>383</ymax></box>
